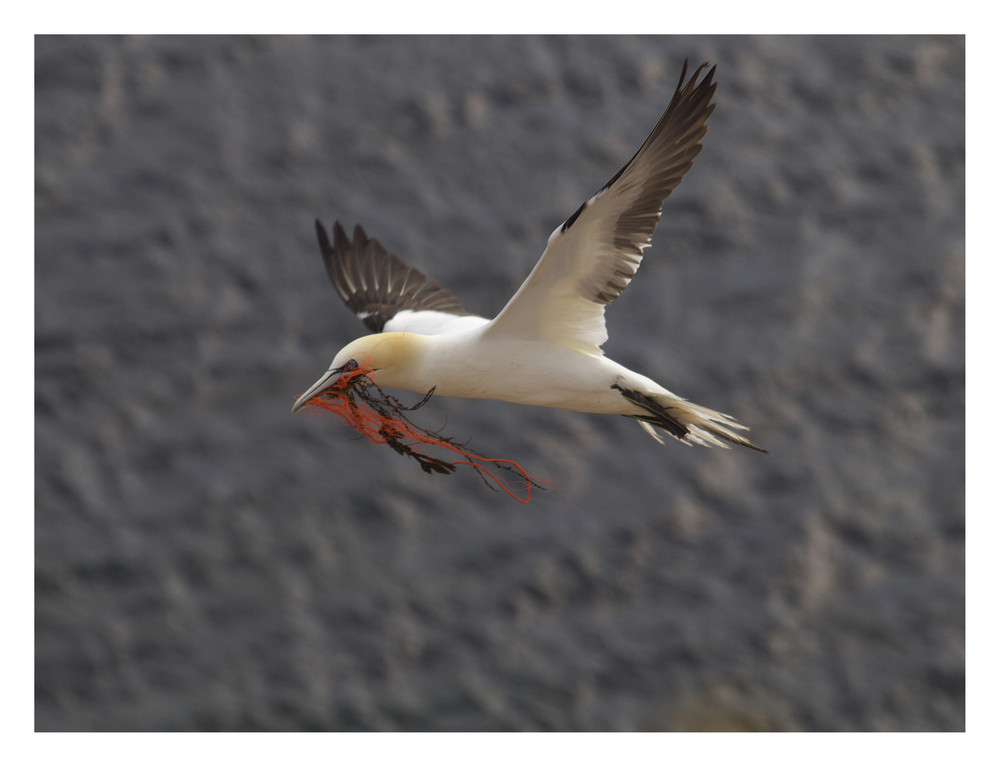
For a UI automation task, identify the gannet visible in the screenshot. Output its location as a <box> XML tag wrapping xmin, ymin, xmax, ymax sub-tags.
<box><xmin>293</xmin><ymin>60</ymin><xmax>766</xmax><ymax>454</ymax></box>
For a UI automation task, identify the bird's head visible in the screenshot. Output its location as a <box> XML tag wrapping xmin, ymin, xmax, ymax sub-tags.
<box><xmin>291</xmin><ymin>332</ymin><xmax>428</xmax><ymax>413</ymax></box>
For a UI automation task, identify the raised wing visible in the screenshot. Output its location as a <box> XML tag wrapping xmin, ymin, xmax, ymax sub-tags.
<box><xmin>486</xmin><ymin>61</ymin><xmax>717</xmax><ymax>354</ymax></box>
<box><xmin>316</xmin><ymin>220</ymin><xmax>481</xmax><ymax>334</ymax></box>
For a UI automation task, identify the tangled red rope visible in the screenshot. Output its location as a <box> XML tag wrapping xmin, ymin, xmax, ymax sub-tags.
<box><xmin>299</xmin><ymin>361</ymin><xmax>544</xmax><ymax>503</ymax></box>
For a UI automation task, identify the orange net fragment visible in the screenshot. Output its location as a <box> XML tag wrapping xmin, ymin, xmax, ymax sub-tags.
<box><xmin>300</xmin><ymin>361</ymin><xmax>544</xmax><ymax>503</ymax></box>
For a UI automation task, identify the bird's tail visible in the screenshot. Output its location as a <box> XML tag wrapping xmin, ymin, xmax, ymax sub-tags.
<box><xmin>612</xmin><ymin>384</ymin><xmax>767</xmax><ymax>454</ymax></box>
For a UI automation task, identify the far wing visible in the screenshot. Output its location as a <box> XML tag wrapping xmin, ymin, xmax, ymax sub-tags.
<box><xmin>316</xmin><ymin>220</ymin><xmax>483</xmax><ymax>334</ymax></box>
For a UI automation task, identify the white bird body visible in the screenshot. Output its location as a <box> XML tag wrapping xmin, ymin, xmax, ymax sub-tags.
<box><xmin>330</xmin><ymin>327</ymin><xmax>650</xmax><ymax>413</ymax></box>
<box><xmin>293</xmin><ymin>61</ymin><xmax>766</xmax><ymax>454</ymax></box>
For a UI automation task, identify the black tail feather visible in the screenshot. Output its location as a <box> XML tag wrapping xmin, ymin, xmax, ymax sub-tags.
<box><xmin>612</xmin><ymin>384</ymin><xmax>688</xmax><ymax>441</ymax></box>
<box><xmin>612</xmin><ymin>384</ymin><xmax>767</xmax><ymax>454</ymax></box>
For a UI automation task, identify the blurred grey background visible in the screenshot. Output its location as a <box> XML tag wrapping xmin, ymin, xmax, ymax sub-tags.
<box><xmin>35</xmin><ymin>35</ymin><xmax>964</xmax><ymax>731</ymax></box>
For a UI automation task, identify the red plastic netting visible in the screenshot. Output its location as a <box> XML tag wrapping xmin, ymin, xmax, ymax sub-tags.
<box><xmin>299</xmin><ymin>361</ymin><xmax>545</xmax><ymax>503</ymax></box>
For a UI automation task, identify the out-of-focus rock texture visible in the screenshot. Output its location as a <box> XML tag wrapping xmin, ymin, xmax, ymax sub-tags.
<box><xmin>35</xmin><ymin>35</ymin><xmax>964</xmax><ymax>731</ymax></box>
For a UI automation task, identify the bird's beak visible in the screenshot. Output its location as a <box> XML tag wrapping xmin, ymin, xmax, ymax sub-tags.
<box><xmin>291</xmin><ymin>368</ymin><xmax>343</xmax><ymax>414</ymax></box>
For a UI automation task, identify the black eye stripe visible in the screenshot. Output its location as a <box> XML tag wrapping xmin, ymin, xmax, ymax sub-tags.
<box><xmin>337</xmin><ymin>359</ymin><xmax>360</xmax><ymax>373</ymax></box>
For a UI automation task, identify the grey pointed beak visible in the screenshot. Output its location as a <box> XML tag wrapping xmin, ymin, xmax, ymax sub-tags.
<box><xmin>291</xmin><ymin>367</ymin><xmax>342</xmax><ymax>414</ymax></box>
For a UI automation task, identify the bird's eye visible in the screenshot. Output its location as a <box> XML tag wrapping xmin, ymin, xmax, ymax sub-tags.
<box><xmin>339</xmin><ymin>359</ymin><xmax>360</xmax><ymax>373</ymax></box>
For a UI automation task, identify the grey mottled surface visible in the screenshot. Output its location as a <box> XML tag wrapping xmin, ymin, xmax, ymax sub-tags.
<box><xmin>35</xmin><ymin>35</ymin><xmax>964</xmax><ymax>731</ymax></box>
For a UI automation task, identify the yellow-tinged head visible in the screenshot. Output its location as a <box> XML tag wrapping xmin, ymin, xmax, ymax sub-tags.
<box><xmin>291</xmin><ymin>332</ymin><xmax>430</xmax><ymax>413</ymax></box>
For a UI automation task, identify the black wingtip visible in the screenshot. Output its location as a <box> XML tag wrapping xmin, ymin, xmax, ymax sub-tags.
<box><xmin>315</xmin><ymin>219</ymin><xmax>331</xmax><ymax>254</ymax></box>
<box><xmin>677</xmin><ymin>58</ymin><xmax>690</xmax><ymax>91</ymax></box>
<box><xmin>352</xmin><ymin>223</ymin><xmax>369</xmax><ymax>246</ymax></box>
<box><xmin>677</xmin><ymin>60</ymin><xmax>714</xmax><ymax>96</ymax></box>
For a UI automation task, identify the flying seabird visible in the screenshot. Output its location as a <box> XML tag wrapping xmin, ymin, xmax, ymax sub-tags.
<box><xmin>293</xmin><ymin>60</ymin><xmax>766</xmax><ymax>454</ymax></box>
